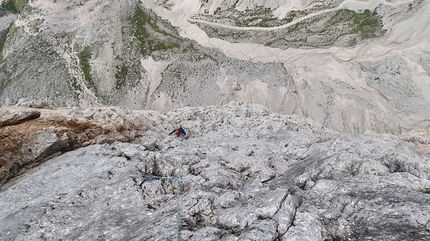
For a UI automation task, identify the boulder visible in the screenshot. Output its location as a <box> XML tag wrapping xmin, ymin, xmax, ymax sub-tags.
<box><xmin>0</xmin><ymin>109</ymin><xmax>41</xmax><ymax>127</ymax></box>
<box><xmin>0</xmin><ymin>106</ymin><xmax>151</xmax><ymax>185</ymax></box>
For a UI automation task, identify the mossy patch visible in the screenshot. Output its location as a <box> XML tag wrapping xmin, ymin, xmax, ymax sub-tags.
<box><xmin>114</xmin><ymin>64</ymin><xmax>128</xmax><ymax>90</ymax></box>
<box><xmin>78</xmin><ymin>47</ymin><xmax>98</xmax><ymax>94</ymax></box>
<box><xmin>69</xmin><ymin>76</ymin><xmax>83</xmax><ymax>102</ymax></box>
<box><xmin>130</xmin><ymin>6</ymin><xmax>183</xmax><ymax>57</ymax></box>
<box><xmin>196</xmin><ymin>7</ymin><xmax>384</xmax><ymax>48</ymax></box>
<box><xmin>327</xmin><ymin>9</ymin><xmax>381</xmax><ymax>38</ymax></box>
<box><xmin>110</xmin><ymin>5</ymin><xmax>186</xmax><ymax>93</ymax></box>
<box><xmin>115</xmin><ymin>5</ymin><xmax>202</xmax><ymax>93</ymax></box>
<box><xmin>0</xmin><ymin>28</ymin><xmax>10</xmax><ymax>62</ymax></box>
<box><xmin>1</xmin><ymin>0</ymin><xmax>27</xmax><ymax>14</ymax></box>
<box><xmin>420</xmin><ymin>189</ymin><xmax>430</xmax><ymax>194</ymax></box>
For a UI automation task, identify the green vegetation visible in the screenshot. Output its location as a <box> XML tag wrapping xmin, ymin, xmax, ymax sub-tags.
<box><xmin>114</xmin><ymin>65</ymin><xmax>128</xmax><ymax>90</ymax></box>
<box><xmin>78</xmin><ymin>47</ymin><xmax>98</xmax><ymax>94</ymax></box>
<box><xmin>0</xmin><ymin>0</ymin><xmax>15</xmax><ymax>13</ymax></box>
<box><xmin>198</xmin><ymin>7</ymin><xmax>383</xmax><ymax>48</ymax></box>
<box><xmin>119</xmin><ymin>5</ymin><xmax>202</xmax><ymax>94</ymax></box>
<box><xmin>130</xmin><ymin>7</ymin><xmax>182</xmax><ymax>57</ymax></box>
<box><xmin>112</xmin><ymin>6</ymin><xmax>186</xmax><ymax>92</ymax></box>
<box><xmin>284</xmin><ymin>8</ymin><xmax>382</xmax><ymax>39</ymax></box>
<box><xmin>0</xmin><ymin>28</ymin><xmax>9</xmax><ymax>61</ymax></box>
<box><xmin>19</xmin><ymin>4</ymin><xmax>38</xmax><ymax>18</ymax></box>
<box><xmin>328</xmin><ymin>9</ymin><xmax>381</xmax><ymax>38</ymax></box>
<box><xmin>420</xmin><ymin>189</ymin><xmax>430</xmax><ymax>194</ymax></box>
<box><xmin>14</xmin><ymin>0</ymin><xmax>26</xmax><ymax>12</ymax></box>
<box><xmin>231</xmin><ymin>7</ymin><xmax>275</xmax><ymax>27</ymax></box>
<box><xmin>1</xmin><ymin>0</ymin><xmax>27</xmax><ymax>14</ymax></box>
<box><xmin>0</xmin><ymin>0</ymin><xmax>21</xmax><ymax>59</ymax></box>
<box><xmin>200</xmin><ymin>6</ymin><xmax>307</xmax><ymax>28</ymax></box>
<box><xmin>70</xmin><ymin>77</ymin><xmax>82</xmax><ymax>92</ymax></box>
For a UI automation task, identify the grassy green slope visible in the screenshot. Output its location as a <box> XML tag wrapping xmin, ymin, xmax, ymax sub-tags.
<box><xmin>1</xmin><ymin>0</ymin><xmax>27</xmax><ymax>14</ymax></box>
<box><xmin>196</xmin><ymin>7</ymin><xmax>384</xmax><ymax>48</ymax></box>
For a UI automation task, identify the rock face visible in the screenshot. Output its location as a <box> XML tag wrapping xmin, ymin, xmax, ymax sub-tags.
<box><xmin>0</xmin><ymin>108</ymin><xmax>40</xmax><ymax>127</ymax></box>
<box><xmin>0</xmin><ymin>105</ymin><xmax>156</xmax><ymax>185</ymax></box>
<box><xmin>0</xmin><ymin>101</ymin><xmax>429</xmax><ymax>240</ymax></box>
<box><xmin>1</xmin><ymin>0</ymin><xmax>430</xmax><ymax>239</ymax></box>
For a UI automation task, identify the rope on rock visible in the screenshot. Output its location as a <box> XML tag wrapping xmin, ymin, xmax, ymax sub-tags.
<box><xmin>139</xmin><ymin>175</ymin><xmax>181</xmax><ymax>241</ymax></box>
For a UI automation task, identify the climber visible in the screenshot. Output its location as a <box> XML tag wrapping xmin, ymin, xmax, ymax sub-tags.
<box><xmin>169</xmin><ymin>127</ymin><xmax>186</xmax><ymax>137</ymax></box>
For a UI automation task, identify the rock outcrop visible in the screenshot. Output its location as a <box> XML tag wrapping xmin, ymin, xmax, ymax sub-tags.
<box><xmin>401</xmin><ymin>126</ymin><xmax>430</xmax><ymax>157</ymax></box>
<box><xmin>0</xmin><ymin>101</ymin><xmax>429</xmax><ymax>240</ymax></box>
<box><xmin>0</xmin><ymin>105</ymin><xmax>156</xmax><ymax>185</ymax></box>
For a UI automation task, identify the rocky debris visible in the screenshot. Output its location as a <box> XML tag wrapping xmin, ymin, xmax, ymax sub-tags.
<box><xmin>143</xmin><ymin>142</ymin><xmax>160</xmax><ymax>151</ymax></box>
<box><xmin>0</xmin><ymin>102</ymin><xmax>429</xmax><ymax>240</ymax></box>
<box><xmin>0</xmin><ymin>106</ymin><xmax>161</xmax><ymax>186</ymax></box>
<box><xmin>400</xmin><ymin>126</ymin><xmax>430</xmax><ymax>157</ymax></box>
<box><xmin>15</xmin><ymin>98</ymin><xmax>51</xmax><ymax>109</ymax></box>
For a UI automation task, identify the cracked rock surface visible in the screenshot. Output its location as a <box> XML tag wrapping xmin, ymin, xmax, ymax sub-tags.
<box><xmin>0</xmin><ymin>105</ymin><xmax>156</xmax><ymax>185</ymax></box>
<box><xmin>0</xmin><ymin>101</ymin><xmax>430</xmax><ymax>240</ymax></box>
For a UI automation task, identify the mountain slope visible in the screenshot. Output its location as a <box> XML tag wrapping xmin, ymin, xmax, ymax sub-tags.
<box><xmin>0</xmin><ymin>0</ymin><xmax>429</xmax><ymax>134</ymax></box>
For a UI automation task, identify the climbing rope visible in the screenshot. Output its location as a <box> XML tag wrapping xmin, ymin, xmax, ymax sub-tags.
<box><xmin>140</xmin><ymin>175</ymin><xmax>181</xmax><ymax>240</ymax></box>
